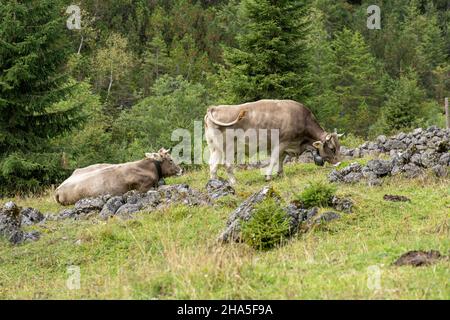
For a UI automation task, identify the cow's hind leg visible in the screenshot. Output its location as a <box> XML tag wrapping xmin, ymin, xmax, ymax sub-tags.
<box><xmin>209</xmin><ymin>148</ymin><xmax>222</xmax><ymax>180</ymax></box>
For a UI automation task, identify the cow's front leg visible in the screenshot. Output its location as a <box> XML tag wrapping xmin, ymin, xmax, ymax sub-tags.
<box><xmin>277</xmin><ymin>153</ymin><xmax>287</xmax><ymax>177</ymax></box>
<box><xmin>265</xmin><ymin>147</ymin><xmax>279</xmax><ymax>181</ymax></box>
<box><xmin>265</xmin><ymin>144</ymin><xmax>287</xmax><ymax>181</ymax></box>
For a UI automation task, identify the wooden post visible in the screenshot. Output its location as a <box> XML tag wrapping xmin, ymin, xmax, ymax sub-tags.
<box><xmin>445</xmin><ymin>97</ymin><xmax>449</xmax><ymax>129</ymax></box>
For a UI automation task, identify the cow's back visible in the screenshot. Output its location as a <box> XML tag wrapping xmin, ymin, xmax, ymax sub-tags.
<box><xmin>208</xmin><ymin>99</ymin><xmax>312</xmax><ymax>138</ymax></box>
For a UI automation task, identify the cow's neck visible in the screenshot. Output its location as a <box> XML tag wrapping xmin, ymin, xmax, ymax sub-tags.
<box><xmin>305</xmin><ymin>118</ymin><xmax>328</xmax><ymax>142</ymax></box>
<box><xmin>153</xmin><ymin>160</ymin><xmax>163</xmax><ymax>179</ymax></box>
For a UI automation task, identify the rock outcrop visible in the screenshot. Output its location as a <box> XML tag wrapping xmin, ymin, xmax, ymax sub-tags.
<box><xmin>218</xmin><ymin>186</ymin><xmax>344</xmax><ymax>244</ymax></box>
<box><xmin>55</xmin><ymin>184</ymin><xmax>212</xmax><ymax>220</ymax></box>
<box><xmin>329</xmin><ymin>127</ymin><xmax>449</xmax><ymax>185</ymax></box>
<box><xmin>0</xmin><ymin>202</ymin><xmax>41</xmax><ymax>244</ymax></box>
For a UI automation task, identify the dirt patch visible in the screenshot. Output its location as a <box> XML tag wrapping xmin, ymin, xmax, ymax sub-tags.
<box><xmin>393</xmin><ymin>250</ymin><xmax>443</xmax><ymax>267</ymax></box>
<box><xmin>383</xmin><ymin>194</ymin><xmax>411</xmax><ymax>202</ymax></box>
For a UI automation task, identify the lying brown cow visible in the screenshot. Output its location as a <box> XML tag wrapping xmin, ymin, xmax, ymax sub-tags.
<box><xmin>55</xmin><ymin>148</ymin><xmax>182</xmax><ymax>205</ymax></box>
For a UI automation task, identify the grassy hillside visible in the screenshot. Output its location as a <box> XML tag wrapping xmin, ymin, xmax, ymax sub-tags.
<box><xmin>0</xmin><ymin>160</ymin><xmax>449</xmax><ymax>299</ymax></box>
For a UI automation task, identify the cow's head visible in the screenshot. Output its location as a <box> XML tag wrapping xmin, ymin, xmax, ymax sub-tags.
<box><xmin>312</xmin><ymin>132</ymin><xmax>343</xmax><ymax>165</ymax></box>
<box><xmin>145</xmin><ymin>148</ymin><xmax>183</xmax><ymax>177</ymax></box>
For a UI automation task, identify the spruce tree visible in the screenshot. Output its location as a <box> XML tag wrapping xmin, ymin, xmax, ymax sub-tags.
<box><xmin>382</xmin><ymin>70</ymin><xmax>426</xmax><ymax>132</ymax></box>
<box><xmin>0</xmin><ymin>0</ymin><xmax>83</xmax><ymax>193</ymax></box>
<box><xmin>331</xmin><ymin>28</ymin><xmax>382</xmax><ymax>137</ymax></box>
<box><xmin>140</xmin><ymin>32</ymin><xmax>170</xmax><ymax>95</ymax></box>
<box><xmin>219</xmin><ymin>0</ymin><xmax>311</xmax><ymax>103</ymax></box>
<box><xmin>304</xmin><ymin>8</ymin><xmax>339</xmax><ymax>129</ymax></box>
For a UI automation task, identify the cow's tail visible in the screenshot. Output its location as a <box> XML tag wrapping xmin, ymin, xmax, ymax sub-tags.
<box><xmin>206</xmin><ymin>108</ymin><xmax>247</xmax><ymax>127</ymax></box>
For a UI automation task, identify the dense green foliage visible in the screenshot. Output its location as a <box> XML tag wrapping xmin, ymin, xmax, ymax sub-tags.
<box><xmin>294</xmin><ymin>181</ymin><xmax>337</xmax><ymax>208</ymax></box>
<box><xmin>241</xmin><ymin>197</ymin><xmax>291</xmax><ymax>250</ymax></box>
<box><xmin>0</xmin><ymin>0</ymin><xmax>83</xmax><ymax>193</ymax></box>
<box><xmin>218</xmin><ymin>0</ymin><xmax>311</xmax><ymax>102</ymax></box>
<box><xmin>0</xmin><ymin>0</ymin><xmax>449</xmax><ymax>193</ymax></box>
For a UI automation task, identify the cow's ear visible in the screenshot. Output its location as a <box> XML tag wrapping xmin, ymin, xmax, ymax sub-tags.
<box><xmin>313</xmin><ymin>141</ymin><xmax>323</xmax><ymax>149</ymax></box>
<box><xmin>145</xmin><ymin>152</ymin><xmax>159</xmax><ymax>159</ymax></box>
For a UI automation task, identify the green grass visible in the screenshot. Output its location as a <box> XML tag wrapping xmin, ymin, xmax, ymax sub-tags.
<box><xmin>0</xmin><ymin>161</ymin><xmax>449</xmax><ymax>299</ymax></box>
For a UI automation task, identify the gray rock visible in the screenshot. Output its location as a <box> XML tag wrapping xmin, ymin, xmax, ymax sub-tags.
<box><xmin>343</xmin><ymin>172</ymin><xmax>363</xmax><ymax>183</ymax></box>
<box><xmin>0</xmin><ymin>202</ymin><xmax>41</xmax><ymax>244</ymax></box>
<box><xmin>417</xmin><ymin>136</ymin><xmax>427</xmax><ymax>145</ymax></box>
<box><xmin>57</xmin><ymin>208</ymin><xmax>78</xmax><ymax>220</ymax></box>
<box><xmin>115</xmin><ymin>203</ymin><xmax>143</xmax><ymax>217</ymax></box>
<box><xmin>391</xmin><ymin>165</ymin><xmax>402</xmax><ymax>175</ymax></box>
<box><xmin>402</xmin><ymin>164</ymin><xmax>422</xmax><ymax>178</ymax></box>
<box><xmin>376</xmin><ymin>135</ymin><xmax>387</xmax><ymax>144</ymax></box>
<box><xmin>138</xmin><ymin>190</ymin><xmax>161</xmax><ymax>208</ymax></box>
<box><xmin>99</xmin><ymin>196</ymin><xmax>124</xmax><ymax>219</ymax></box>
<box><xmin>331</xmin><ymin>196</ymin><xmax>353</xmax><ymax>213</ymax></box>
<box><xmin>412</xmin><ymin>128</ymin><xmax>423</xmax><ymax>136</ymax></box>
<box><xmin>432</xmin><ymin>165</ymin><xmax>448</xmax><ymax>177</ymax></box>
<box><xmin>218</xmin><ymin>186</ymin><xmax>279</xmax><ymax>243</ymax></box>
<box><xmin>420</xmin><ymin>151</ymin><xmax>439</xmax><ymax>168</ymax></box>
<box><xmin>436</xmin><ymin>139</ymin><xmax>449</xmax><ymax>153</ymax></box>
<box><xmin>396</xmin><ymin>132</ymin><xmax>406</xmax><ymax>140</ymax></box>
<box><xmin>366</xmin><ymin>160</ymin><xmax>392</xmax><ymax>177</ymax></box>
<box><xmin>158</xmin><ymin>184</ymin><xmax>210</xmax><ymax>206</ymax></box>
<box><xmin>384</xmin><ymin>139</ymin><xmax>406</xmax><ymax>151</ymax></box>
<box><xmin>20</xmin><ymin>207</ymin><xmax>44</xmax><ymax>226</ymax></box>
<box><xmin>438</xmin><ymin>153</ymin><xmax>450</xmax><ymax>166</ymax></box>
<box><xmin>74</xmin><ymin>197</ymin><xmax>106</xmax><ymax>213</ymax></box>
<box><xmin>218</xmin><ymin>186</ymin><xmax>316</xmax><ymax>243</ymax></box>
<box><xmin>123</xmin><ymin>190</ymin><xmax>143</xmax><ymax>204</ymax></box>
<box><xmin>0</xmin><ymin>202</ymin><xmax>22</xmax><ymax>244</ymax></box>
<box><xmin>284</xmin><ymin>204</ymin><xmax>311</xmax><ymax>232</ymax></box>
<box><xmin>328</xmin><ymin>170</ymin><xmax>343</xmax><ymax>183</ymax></box>
<box><xmin>315</xmin><ymin>211</ymin><xmax>341</xmax><ymax>223</ymax></box>
<box><xmin>367</xmin><ymin>142</ymin><xmax>378</xmax><ymax>150</ymax></box>
<box><xmin>206</xmin><ymin>179</ymin><xmax>235</xmax><ymax>200</ymax></box>
<box><xmin>367</xmin><ymin>176</ymin><xmax>383</xmax><ymax>186</ymax></box>
<box><xmin>341</xmin><ymin>163</ymin><xmax>362</xmax><ymax>176</ymax></box>
<box><xmin>410</xmin><ymin>153</ymin><xmax>422</xmax><ymax>166</ymax></box>
<box><xmin>23</xmin><ymin>231</ymin><xmax>40</xmax><ymax>242</ymax></box>
<box><xmin>305</xmin><ymin>207</ymin><xmax>319</xmax><ymax>221</ymax></box>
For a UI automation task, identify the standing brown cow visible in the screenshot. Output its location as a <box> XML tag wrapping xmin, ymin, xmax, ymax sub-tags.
<box><xmin>204</xmin><ymin>99</ymin><xmax>342</xmax><ymax>183</ymax></box>
<box><xmin>55</xmin><ymin>148</ymin><xmax>182</xmax><ymax>205</ymax></box>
